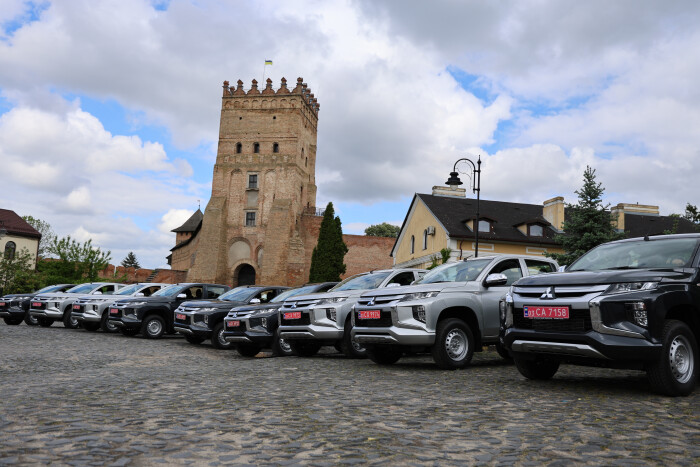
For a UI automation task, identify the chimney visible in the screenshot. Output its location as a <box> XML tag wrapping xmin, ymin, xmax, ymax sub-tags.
<box><xmin>543</xmin><ymin>197</ymin><xmax>565</xmax><ymax>231</ymax></box>
<box><xmin>611</xmin><ymin>203</ymin><xmax>659</xmax><ymax>230</ymax></box>
<box><xmin>432</xmin><ymin>186</ymin><xmax>466</xmax><ymax>198</ymax></box>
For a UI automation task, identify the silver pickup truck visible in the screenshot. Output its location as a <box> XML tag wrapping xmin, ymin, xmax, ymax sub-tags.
<box><xmin>351</xmin><ymin>255</ymin><xmax>558</xmax><ymax>369</ymax></box>
<box><xmin>278</xmin><ymin>268</ymin><xmax>427</xmax><ymax>357</ymax></box>
<box><xmin>29</xmin><ymin>282</ymin><xmax>126</xmax><ymax>328</ymax></box>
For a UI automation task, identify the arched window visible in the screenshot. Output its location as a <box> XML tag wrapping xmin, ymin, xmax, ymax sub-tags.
<box><xmin>273</xmin><ymin>143</ymin><xmax>279</xmax><ymax>153</ymax></box>
<box><xmin>253</xmin><ymin>142</ymin><xmax>260</xmax><ymax>154</ymax></box>
<box><xmin>4</xmin><ymin>241</ymin><xmax>16</xmax><ymax>260</ymax></box>
<box><xmin>423</xmin><ymin>229</ymin><xmax>428</xmax><ymax>250</ymax></box>
<box><xmin>410</xmin><ymin>235</ymin><xmax>415</xmax><ymax>254</ymax></box>
<box><xmin>235</xmin><ymin>142</ymin><xmax>242</xmax><ymax>154</ymax></box>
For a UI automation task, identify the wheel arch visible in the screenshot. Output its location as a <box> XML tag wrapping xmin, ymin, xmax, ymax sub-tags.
<box><xmin>665</xmin><ymin>304</ymin><xmax>700</xmax><ymax>341</ymax></box>
<box><xmin>437</xmin><ymin>307</ymin><xmax>482</xmax><ymax>349</ymax></box>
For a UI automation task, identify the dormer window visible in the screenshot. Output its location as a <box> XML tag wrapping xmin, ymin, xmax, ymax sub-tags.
<box><xmin>528</xmin><ymin>224</ymin><xmax>544</xmax><ymax>236</ymax></box>
<box><xmin>478</xmin><ymin>220</ymin><xmax>492</xmax><ymax>233</ymax></box>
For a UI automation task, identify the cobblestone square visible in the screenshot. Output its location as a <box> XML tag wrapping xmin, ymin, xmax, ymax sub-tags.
<box><xmin>0</xmin><ymin>324</ymin><xmax>698</xmax><ymax>465</ymax></box>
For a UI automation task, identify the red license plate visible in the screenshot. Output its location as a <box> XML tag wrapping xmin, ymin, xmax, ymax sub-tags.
<box><xmin>524</xmin><ymin>306</ymin><xmax>569</xmax><ymax>319</ymax></box>
<box><xmin>109</xmin><ymin>308</ymin><xmax>119</xmax><ymax>315</ymax></box>
<box><xmin>0</xmin><ymin>302</ymin><xmax>5</xmax><ymax>307</ymax></box>
<box><xmin>284</xmin><ymin>311</ymin><xmax>301</xmax><ymax>320</ymax></box>
<box><xmin>359</xmin><ymin>310</ymin><xmax>381</xmax><ymax>319</ymax></box>
<box><xmin>176</xmin><ymin>313</ymin><xmax>186</xmax><ymax>320</ymax></box>
<box><xmin>226</xmin><ymin>320</ymin><xmax>240</xmax><ymax>328</ymax></box>
<box><xmin>73</xmin><ymin>305</ymin><xmax>81</xmax><ymax>310</ymax></box>
<box><xmin>32</xmin><ymin>302</ymin><xmax>41</xmax><ymax>307</ymax></box>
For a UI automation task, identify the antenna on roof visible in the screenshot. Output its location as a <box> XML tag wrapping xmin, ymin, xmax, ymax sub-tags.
<box><xmin>644</xmin><ymin>234</ymin><xmax>649</xmax><ymax>241</ymax></box>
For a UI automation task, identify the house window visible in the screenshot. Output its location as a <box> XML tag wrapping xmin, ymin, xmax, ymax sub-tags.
<box><xmin>253</xmin><ymin>142</ymin><xmax>260</xmax><ymax>153</ymax></box>
<box><xmin>4</xmin><ymin>241</ymin><xmax>16</xmax><ymax>260</ymax></box>
<box><xmin>422</xmin><ymin>229</ymin><xmax>428</xmax><ymax>250</ymax></box>
<box><xmin>248</xmin><ymin>174</ymin><xmax>258</xmax><ymax>189</ymax></box>
<box><xmin>410</xmin><ymin>235</ymin><xmax>415</xmax><ymax>254</ymax></box>
<box><xmin>478</xmin><ymin>220</ymin><xmax>491</xmax><ymax>233</ymax></box>
<box><xmin>245</xmin><ymin>212</ymin><xmax>256</xmax><ymax>227</ymax></box>
<box><xmin>528</xmin><ymin>224</ymin><xmax>544</xmax><ymax>236</ymax></box>
<box><xmin>273</xmin><ymin>143</ymin><xmax>279</xmax><ymax>153</ymax></box>
<box><xmin>235</xmin><ymin>142</ymin><xmax>242</xmax><ymax>154</ymax></box>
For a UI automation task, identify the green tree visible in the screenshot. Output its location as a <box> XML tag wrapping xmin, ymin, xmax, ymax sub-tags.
<box><xmin>364</xmin><ymin>222</ymin><xmax>400</xmax><ymax>238</ymax></box>
<box><xmin>121</xmin><ymin>251</ymin><xmax>141</xmax><ymax>269</ymax></box>
<box><xmin>309</xmin><ymin>202</ymin><xmax>348</xmax><ymax>282</ymax></box>
<box><xmin>0</xmin><ymin>247</ymin><xmax>38</xmax><ymax>294</ymax></box>
<box><xmin>47</xmin><ymin>236</ymin><xmax>111</xmax><ymax>282</ymax></box>
<box><xmin>21</xmin><ymin>215</ymin><xmax>56</xmax><ymax>258</ymax></box>
<box><xmin>546</xmin><ymin>166</ymin><xmax>625</xmax><ymax>266</ymax></box>
<box><xmin>683</xmin><ymin>203</ymin><xmax>700</xmax><ymax>224</ymax></box>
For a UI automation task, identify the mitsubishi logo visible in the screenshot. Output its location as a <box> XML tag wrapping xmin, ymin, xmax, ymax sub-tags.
<box><xmin>367</xmin><ymin>298</ymin><xmax>375</xmax><ymax>306</ymax></box>
<box><xmin>541</xmin><ymin>287</ymin><xmax>556</xmax><ymax>300</ymax></box>
<box><xmin>290</xmin><ymin>303</ymin><xmax>297</xmax><ymax>309</ymax></box>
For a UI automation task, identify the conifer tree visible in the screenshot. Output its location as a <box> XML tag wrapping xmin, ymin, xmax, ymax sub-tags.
<box><xmin>309</xmin><ymin>202</ymin><xmax>348</xmax><ymax>282</ymax></box>
<box><xmin>121</xmin><ymin>252</ymin><xmax>141</xmax><ymax>269</ymax></box>
<box><xmin>546</xmin><ymin>166</ymin><xmax>625</xmax><ymax>266</ymax></box>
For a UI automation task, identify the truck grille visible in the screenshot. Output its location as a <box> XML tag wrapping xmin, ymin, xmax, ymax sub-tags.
<box><xmin>513</xmin><ymin>308</ymin><xmax>592</xmax><ymax>333</ymax></box>
<box><xmin>355</xmin><ymin>311</ymin><xmax>393</xmax><ymax>327</ymax></box>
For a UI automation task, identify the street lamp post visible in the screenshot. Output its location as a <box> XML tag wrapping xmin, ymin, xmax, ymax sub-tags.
<box><xmin>445</xmin><ymin>155</ymin><xmax>481</xmax><ymax>257</ymax></box>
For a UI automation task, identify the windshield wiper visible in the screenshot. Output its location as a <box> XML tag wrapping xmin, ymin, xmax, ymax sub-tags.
<box><xmin>604</xmin><ymin>266</ymin><xmax>638</xmax><ymax>270</ymax></box>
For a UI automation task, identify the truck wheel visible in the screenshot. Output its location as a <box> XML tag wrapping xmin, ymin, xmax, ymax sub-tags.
<box><xmin>38</xmin><ymin>317</ymin><xmax>53</xmax><ymax>327</ymax></box>
<box><xmin>340</xmin><ymin>320</ymin><xmax>366</xmax><ymax>358</ymax></box>
<box><xmin>141</xmin><ymin>315</ymin><xmax>165</xmax><ymax>339</ymax></box>
<box><xmin>63</xmin><ymin>307</ymin><xmax>79</xmax><ymax>329</ymax></box>
<box><xmin>289</xmin><ymin>341</ymin><xmax>322</xmax><ymax>357</ymax></box>
<box><xmin>365</xmin><ymin>345</ymin><xmax>402</xmax><ymax>365</ymax></box>
<box><xmin>100</xmin><ymin>313</ymin><xmax>118</xmax><ymax>333</ymax></box>
<box><xmin>272</xmin><ymin>329</ymin><xmax>294</xmax><ymax>357</ymax></box>
<box><xmin>495</xmin><ymin>342</ymin><xmax>512</xmax><ymax>360</ymax></box>
<box><xmin>82</xmin><ymin>322</ymin><xmax>100</xmax><ymax>332</ymax></box>
<box><xmin>237</xmin><ymin>344</ymin><xmax>261</xmax><ymax>357</ymax></box>
<box><xmin>24</xmin><ymin>313</ymin><xmax>39</xmax><ymax>326</ymax></box>
<box><xmin>647</xmin><ymin>320</ymin><xmax>697</xmax><ymax>397</ymax></box>
<box><xmin>185</xmin><ymin>334</ymin><xmax>205</xmax><ymax>345</ymax></box>
<box><xmin>431</xmin><ymin>318</ymin><xmax>475</xmax><ymax>370</ymax></box>
<box><xmin>119</xmin><ymin>328</ymin><xmax>139</xmax><ymax>337</ymax></box>
<box><xmin>3</xmin><ymin>317</ymin><xmax>23</xmax><ymax>325</ymax></box>
<box><xmin>211</xmin><ymin>322</ymin><xmax>233</xmax><ymax>350</ymax></box>
<box><xmin>513</xmin><ymin>356</ymin><xmax>560</xmax><ymax>380</ymax></box>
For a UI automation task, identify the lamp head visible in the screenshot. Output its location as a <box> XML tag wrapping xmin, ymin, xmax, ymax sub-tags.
<box><xmin>446</xmin><ymin>171</ymin><xmax>463</xmax><ymax>188</ymax></box>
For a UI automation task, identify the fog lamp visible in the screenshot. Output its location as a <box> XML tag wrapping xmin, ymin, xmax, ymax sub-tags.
<box><xmin>326</xmin><ymin>309</ymin><xmax>337</xmax><ymax>321</ymax></box>
<box><xmin>413</xmin><ymin>305</ymin><xmax>426</xmax><ymax>323</ymax></box>
<box><xmin>628</xmin><ymin>302</ymin><xmax>648</xmax><ymax>327</ymax></box>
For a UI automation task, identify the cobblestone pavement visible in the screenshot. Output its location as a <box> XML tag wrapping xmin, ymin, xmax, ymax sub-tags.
<box><xmin>0</xmin><ymin>324</ymin><xmax>698</xmax><ymax>466</ymax></box>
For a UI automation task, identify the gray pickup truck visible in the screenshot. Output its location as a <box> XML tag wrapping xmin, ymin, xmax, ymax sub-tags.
<box><xmin>29</xmin><ymin>282</ymin><xmax>127</xmax><ymax>328</ymax></box>
<box><xmin>351</xmin><ymin>255</ymin><xmax>558</xmax><ymax>369</ymax></box>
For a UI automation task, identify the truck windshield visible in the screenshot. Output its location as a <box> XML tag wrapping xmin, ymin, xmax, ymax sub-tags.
<box><xmin>271</xmin><ymin>285</ymin><xmax>319</xmax><ymax>303</ymax></box>
<box><xmin>66</xmin><ymin>283</ymin><xmax>97</xmax><ymax>294</ymax></box>
<box><xmin>331</xmin><ymin>271</ymin><xmax>392</xmax><ymax>291</ymax></box>
<box><xmin>568</xmin><ymin>237</ymin><xmax>700</xmax><ymax>271</ymax></box>
<box><xmin>218</xmin><ymin>287</ymin><xmax>258</xmax><ymax>302</ymax></box>
<box><xmin>415</xmin><ymin>259</ymin><xmax>492</xmax><ymax>284</ymax></box>
<box><xmin>115</xmin><ymin>284</ymin><xmax>141</xmax><ymax>295</ymax></box>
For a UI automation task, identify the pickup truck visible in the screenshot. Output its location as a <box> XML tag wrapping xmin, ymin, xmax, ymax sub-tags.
<box><xmin>501</xmin><ymin>233</ymin><xmax>700</xmax><ymax>396</ymax></box>
<box><xmin>352</xmin><ymin>255</ymin><xmax>558</xmax><ymax>369</ymax></box>
<box><xmin>107</xmin><ymin>283</ymin><xmax>230</xmax><ymax>339</ymax></box>
<box><xmin>278</xmin><ymin>268</ymin><xmax>427</xmax><ymax>358</ymax></box>
<box><xmin>29</xmin><ymin>283</ymin><xmax>127</xmax><ymax>328</ymax></box>
<box><xmin>0</xmin><ymin>284</ymin><xmax>75</xmax><ymax>325</ymax></box>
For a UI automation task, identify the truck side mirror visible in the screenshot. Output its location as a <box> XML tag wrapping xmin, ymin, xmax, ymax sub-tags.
<box><xmin>484</xmin><ymin>273</ymin><xmax>508</xmax><ymax>287</ymax></box>
<box><xmin>250</xmin><ymin>298</ymin><xmax>261</xmax><ymax>304</ymax></box>
<box><xmin>558</xmin><ymin>265</ymin><xmax>567</xmax><ymax>272</ymax></box>
<box><xmin>177</xmin><ymin>293</ymin><xmax>187</xmax><ymax>299</ymax></box>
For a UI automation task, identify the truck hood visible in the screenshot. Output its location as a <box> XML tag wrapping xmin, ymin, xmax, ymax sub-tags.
<box><xmin>360</xmin><ymin>281</ymin><xmax>474</xmax><ymax>298</ymax></box>
<box><xmin>289</xmin><ymin>289</ymin><xmax>366</xmax><ymax>303</ymax></box>
<box><xmin>179</xmin><ymin>299</ymin><xmax>247</xmax><ymax>310</ymax></box>
<box><xmin>515</xmin><ymin>268</ymin><xmax>694</xmax><ymax>287</ymax></box>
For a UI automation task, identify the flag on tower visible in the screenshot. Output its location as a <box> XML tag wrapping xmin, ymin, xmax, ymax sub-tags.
<box><xmin>265</xmin><ymin>60</ymin><xmax>273</xmax><ymax>65</ymax></box>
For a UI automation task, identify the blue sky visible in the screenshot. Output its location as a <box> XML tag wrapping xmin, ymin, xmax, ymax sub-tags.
<box><xmin>1</xmin><ymin>0</ymin><xmax>699</xmax><ymax>268</ymax></box>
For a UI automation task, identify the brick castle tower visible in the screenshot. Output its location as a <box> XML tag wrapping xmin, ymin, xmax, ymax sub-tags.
<box><xmin>185</xmin><ymin>77</ymin><xmax>321</xmax><ymax>286</ymax></box>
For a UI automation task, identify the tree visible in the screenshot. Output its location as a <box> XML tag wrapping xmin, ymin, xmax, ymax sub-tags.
<box><xmin>365</xmin><ymin>222</ymin><xmax>400</xmax><ymax>238</ymax></box>
<box><xmin>21</xmin><ymin>215</ymin><xmax>56</xmax><ymax>258</ymax></box>
<box><xmin>47</xmin><ymin>236</ymin><xmax>112</xmax><ymax>282</ymax></box>
<box><xmin>0</xmin><ymin>247</ymin><xmax>38</xmax><ymax>295</ymax></box>
<box><xmin>683</xmin><ymin>203</ymin><xmax>700</xmax><ymax>225</ymax></box>
<box><xmin>309</xmin><ymin>202</ymin><xmax>348</xmax><ymax>282</ymax></box>
<box><xmin>121</xmin><ymin>252</ymin><xmax>141</xmax><ymax>269</ymax></box>
<box><xmin>546</xmin><ymin>166</ymin><xmax>625</xmax><ymax>266</ymax></box>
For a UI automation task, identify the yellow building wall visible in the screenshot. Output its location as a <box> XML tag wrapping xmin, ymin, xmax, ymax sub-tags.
<box><xmin>2</xmin><ymin>235</ymin><xmax>39</xmax><ymax>268</ymax></box>
<box><xmin>452</xmin><ymin>239</ymin><xmax>563</xmax><ymax>260</ymax></box>
<box><xmin>394</xmin><ymin>199</ymin><xmax>448</xmax><ymax>267</ymax></box>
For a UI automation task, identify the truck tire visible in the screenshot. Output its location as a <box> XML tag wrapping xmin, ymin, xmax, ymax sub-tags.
<box><xmin>211</xmin><ymin>322</ymin><xmax>233</xmax><ymax>350</ymax></box>
<box><xmin>100</xmin><ymin>313</ymin><xmax>118</xmax><ymax>333</ymax></box>
<box><xmin>24</xmin><ymin>313</ymin><xmax>39</xmax><ymax>326</ymax></box>
<box><xmin>272</xmin><ymin>329</ymin><xmax>294</xmax><ymax>357</ymax></box>
<box><xmin>237</xmin><ymin>344</ymin><xmax>261</xmax><ymax>357</ymax></box>
<box><xmin>3</xmin><ymin>316</ymin><xmax>23</xmax><ymax>325</ymax></box>
<box><xmin>365</xmin><ymin>345</ymin><xmax>402</xmax><ymax>365</ymax></box>
<box><xmin>38</xmin><ymin>317</ymin><xmax>54</xmax><ymax>327</ymax></box>
<box><xmin>185</xmin><ymin>334</ymin><xmax>205</xmax><ymax>345</ymax></box>
<box><xmin>340</xmin><ymin>319</ymin><xmax>366</xmax><ymax>358</ymax></box>
<box><xmin>119</xmin><ymin>327</ymin><xmax>139</xmax><ymax>336</ymax></box>
<box><xmin>289</xmin><ymin>341</ymin><xmax>322</xmax><ymax>357</ymax></box>
<box><xmin>141</xmin><ymin>315</ymin><xmax>165</xmax><ymax>339</ymax></box>
<box><xmin>647</xmin><ymin>320</ymin><xmax>697</xmax><ymax>397</ymax></box>
<box><xmin>513</xmin><ymin>356</ymin><xmax>560</xmax><ymax>380</ymax></box>
<box><xmin>63</xmin><ymin>307</ymin><xmax>79</xmax><ymax>329</ymax></box>
<box><xmin>431</xmin><ymin>318</ymin><xmax>475</xmax><ymax>370</ymax></box>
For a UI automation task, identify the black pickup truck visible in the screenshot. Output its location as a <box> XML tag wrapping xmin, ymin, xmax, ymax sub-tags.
<box><xmin>501</xmin><ymin>233</ymin><xmax>699</xmax><ymax>396</ymax></box>
<box><xmin>0</xmin><ymin>284</ymin><xmax>75</xmax><ymax>325</ymax></box>
<box><xmin>108</xmin><ymin>283</ymin><xmax>230</xmax><ymax>339</ymax></box>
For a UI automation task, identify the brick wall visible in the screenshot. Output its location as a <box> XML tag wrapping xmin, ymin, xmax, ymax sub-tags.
<box><xmin>98</xmin><ymin>264</ymin><xmax>187</xmax><ymax>284</ymax></box>
<box><xmin>342</xmin><ymin>235</ymin><xmax>395</xmax><ymax>277</ymax></box>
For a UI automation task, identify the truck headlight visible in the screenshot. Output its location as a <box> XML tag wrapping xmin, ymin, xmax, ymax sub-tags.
<box><xmin>316</xmin><ymin>296</ymin><xmax>348</xmax><ymax>305</ymax></box>
<box><xmin>400</xmin><ymin>291</ymin><xmax>439</xmax><ymax>302</ymax></box>
<box><xmin>605</xmin><ymin>282</ymin><xmax>657</xmax><ymax>295</ymax></box>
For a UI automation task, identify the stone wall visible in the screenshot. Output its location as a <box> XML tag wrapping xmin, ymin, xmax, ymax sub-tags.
<box><xmin>98</xmin><ymin>265</ymin><xmax>187</xmax><ymax>284</ymax></box>
<box><xmin>342</xmin><ymin>234</ymin><xmax>395</xmax><ymax>277</ymax></box>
